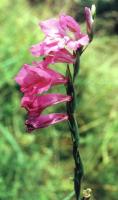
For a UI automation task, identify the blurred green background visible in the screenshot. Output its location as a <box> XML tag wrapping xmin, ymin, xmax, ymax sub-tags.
<box><xmin>0</xmin><ymin>0</ymin><xmax>118</xmax><ymax>199</ymax></box>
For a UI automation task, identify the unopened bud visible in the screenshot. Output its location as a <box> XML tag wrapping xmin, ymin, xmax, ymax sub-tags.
<box><xmin>85</xmin><ymin>4</ymin><xmax>96</xmax><ymax>42</ymax></box>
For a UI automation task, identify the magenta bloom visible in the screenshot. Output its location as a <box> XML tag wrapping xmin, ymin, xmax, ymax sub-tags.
<box><xmin>15</xmin><ymin>64</ymin><xmax>67</xmax><ymax>95</ymax></box>
<box><xmin>40</xmin><ymin>14</ymin><xmax>87</xmax><ymax>40</ymax></box>
<box><xmin>15</xmin><ymin>11</ymin><xmax>92</xmax><ymax>132</ymax></box>
<box><xmin>15</xmin><ymin>64</ymin><xmax>52</xmax><ymax>95</ymax></box>
<box><xmin>25</xmin><ymin>113</ymin><xmax>68</xmax><ymax>132</ymax></box>
<box><xmin>21</xmin><ymin>94</ymin><xmax>71</xmax><ymax>116</ymax></box>
<box><xmin>30</xmin><ymin>14</ymin><xmax>89</xmax><ymax>57</ymax></box>
<box><xmin>15</xmin><ymin>62</ymin><xmax>69</xmax><ymax>131</ymax></box>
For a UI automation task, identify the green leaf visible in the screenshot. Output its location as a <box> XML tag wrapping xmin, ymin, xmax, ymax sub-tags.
<box><xmin>66</xmin><ymin>65</ymin><xmax>76</xmax><ymax>114</ymax></box>
<box><xmin>73</xmin><ymin>51</ymin><xmax>80</xmax><ymax>81</ymax></box>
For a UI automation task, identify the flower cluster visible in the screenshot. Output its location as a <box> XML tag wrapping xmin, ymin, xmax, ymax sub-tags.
<box><xmin>15</xmin><ymin>9</ymin><xmax>94</xmax><ymax>132</ymax></box>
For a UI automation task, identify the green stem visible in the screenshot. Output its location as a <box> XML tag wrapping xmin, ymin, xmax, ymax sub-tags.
<box><xmin>66</xmin><ymin>64</ymin><xmax>84</xmax><ymax>200</ymax></box>
<box><xmin>68</xmin><ymin>114</ymin><xmax>84</xmax><ymax>200</ymax></box>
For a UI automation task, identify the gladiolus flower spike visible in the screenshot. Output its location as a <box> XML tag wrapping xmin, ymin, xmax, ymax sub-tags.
<box><xmin>15</xmin><ymin>5</ymin><xmax>95</xmax><ymax>200</ymax></box>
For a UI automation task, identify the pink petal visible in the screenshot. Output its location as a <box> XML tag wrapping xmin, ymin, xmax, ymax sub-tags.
<box><xmin>45</xmin><ymin>67</ymin><xmax>67</xmax><ymax>85</ymax></box>
<box><xmin>35</xmin><ymin>62</ymin><xmax>68</xmax><ymax>85</ymax></box>
<box><xmin>39</xmin><ymin>18</ymin><xmax>64</xmax><ymax>37</ymax></box>
<box><xmin>15</xmin><ymin>63</ymin><xmax>67</xmax><ymax>96</ymax></box>
<box><xmin>30</xmin><ymin>38</ymin><xmax>61</xmax><ymax>57</ymax></box>
<box><xmin>78</xmin><ymin>35</ymin><xmax>89</xmax><ymax>45</ymax></box>
<box><xmin>66</xmin><ymin>40</ymin><xmax>79</xmax><ymax>51</ymax></box>
<box><xmin>30</xmin><ymin>42</ymin><xmax>45</xmax><ymax>57</ymax></box>
<box><xmin>21</xmin><ymin>93</ymin><xmax>71</xmax><ymax>116</ymax></box>
<box><xmin>15</xmin><ymin>64</ymin><xmax>52</xmax><ymax>95</ymax></box>
<box><xmin>31</xmin><ymin>14</ymin><xmax>89</xmax><ymax>55</ymax></box>
<box><xmin>45</xmin><ymin>48</ymin><xmax>75</xmax><ymax>64</ymax></box>
<box><xmin>67</xmin><ymin>35</ymin><xmax>89</xmax><ymax>50</ymax></box>
<box><xmin>25</xmin><ymin>113</ymin><xmax>68</xmax><ymax>132</ymax></box>
<box><xmin>59</xmin><ymin>14</ymin><xmax>81</xmax><ymax>35</ymax></box>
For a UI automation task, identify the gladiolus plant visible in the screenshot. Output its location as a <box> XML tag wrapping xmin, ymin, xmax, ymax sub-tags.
<box><xmin>15</xmin><ymin>5</ymin><xmax>95</xmax><ymax>200</ymax></box>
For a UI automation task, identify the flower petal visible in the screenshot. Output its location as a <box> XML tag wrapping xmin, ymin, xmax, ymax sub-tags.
<box><xmin>15</xmin><ymin>63</ymin><xmax>67</xmax><ymax>96</ymax></box>
<box><xmin>30</xmin><ymin>37</ymin><xmax>63</xmax><ymax>57</ymax></box>
<box><xmin>45</xmin><ymin>48</ymin><xmax>75</xmax><ymax>64</ymax></box>
<box><xmin>15</xmin><ymin>64</ymin><xmax>52</xmax><ymax>95</ymax></box>
<box><xmin>21</xmin><ymin>93</ymin><xmax>71</xmax><ymax>116</ymax></box>
<box><xmin>25</xmin><ymin>113</ymin><xmax>68</xmax><ymax>132</ymax></box>
<box><xmin>35</xmin><ymin>62</ymin><xmax>68</xmax><ymax>85</ymax></box>
<box><xmin>39</xmin><ymin>18</ymin><xmax>64</xmax><ymax>37</ymax></box>
<box><xmin>59</xmin><ymin>14</ymin><xmax>81</xmax><ymax>36</ymax></box>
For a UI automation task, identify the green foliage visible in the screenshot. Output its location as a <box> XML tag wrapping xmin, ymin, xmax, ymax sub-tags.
<box><xmin>0</xmin><ymin>0</ymin><xmax>118</xmax><ymax>200</ymax></box>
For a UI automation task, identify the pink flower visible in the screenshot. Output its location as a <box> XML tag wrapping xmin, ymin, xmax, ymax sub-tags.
<box><xmin>59</xmin><ymin>14</ymin><xmax>81</xmax><ymax>38</ymax></box>
<box><xmin>15</xmin><ymin>64</ymin><xmax>67</xmax><ymax>95</ymax></box>
<box><xmin>44</xmin><ymin>50</ymin><xmax>75</xmax><ymax>64</ymax></box>
<box><xmin>30</xmin><ymin>14</ymin><xmax>89</xmax><ymax>57</ymax></box>
<box><xmin>16</xmin><ymin>11</ymin><xmax>92</xmax><ymax>132</ymax></box>
<box><xmin>15</xmin><ymin>64</ymin><xmax>52</xmax><ymax>95</ymax></box>
<box><xmin>25</xmin><ymin>113</ymin><xmax>68</xmax><ymax>132</ymax></box>
<box><xmin>32</xmin><ymin>48</ymin><xmax>75</xmax><ymax>64</ymax></box>
<box><xmin>21</xmin><ymin>93</ymin><xmax>71</xmax><ymax>116</ymax></box>
<box><xmin>40</xmin><ymin>14</ymin><xmax>82</xmax><ymax>39</ymax></box>
<box><xmin>46</xmin><ymin>49</ymin><xmax>75</xmax><ymax>63</ymax></box>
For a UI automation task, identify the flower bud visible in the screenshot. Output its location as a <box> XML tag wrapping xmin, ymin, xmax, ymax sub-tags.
<box><xmin>85</xmin><ymin>4</ymin><xmax>96</xmax><ymax>42</ymax></box>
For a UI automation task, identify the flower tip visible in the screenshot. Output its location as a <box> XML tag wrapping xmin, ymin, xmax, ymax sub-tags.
<box><xmin>91</xmin><ymin>4</ymin><xmax>96</xmax><ymax>19</ymax></box>
<box><xmin>84</xmin><ymin>4</ymin><xmax>96</xmax><ymax>41</ymax></box>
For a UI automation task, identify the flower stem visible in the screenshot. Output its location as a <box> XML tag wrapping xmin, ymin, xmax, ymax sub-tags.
<box><xmin>68</xmin><ymin>114</ymin><xmax>84</xmax><ymax>200</ymax></box>
<box><xmin>66</xmin><ymin>64</ymin><xmax>84</xmax><ymax>200</ymax></box>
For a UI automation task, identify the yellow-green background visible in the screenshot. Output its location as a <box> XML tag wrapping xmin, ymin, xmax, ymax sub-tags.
<box><xmin>0</xmin><ymin>0</ymin><xmax>118</xmax><ymax>199</ymax></box>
